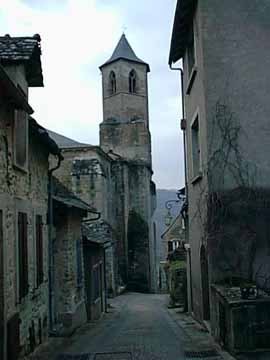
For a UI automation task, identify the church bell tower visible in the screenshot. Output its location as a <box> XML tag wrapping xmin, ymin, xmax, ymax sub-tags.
<box><xmin>99</xmin><ymin>34</ymin><xmax>152</xmax><ymax>166</ymax></box>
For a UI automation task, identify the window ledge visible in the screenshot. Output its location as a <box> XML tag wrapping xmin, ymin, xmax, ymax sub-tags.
<box><xmin>186</xmin><ymin>66</ymin><xmax>197</xmax><ymax>95</ymax></box>
<box><xmin>191</xmin><ymin>172</ymin><xmax>202</xmax><ymax>185</ymax></box>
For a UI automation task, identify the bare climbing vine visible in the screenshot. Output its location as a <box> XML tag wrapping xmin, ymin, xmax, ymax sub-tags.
<box><xmin>191</xmin><ymin>101</ymin><xmax>270</xmax><ymax>288</ymax></box>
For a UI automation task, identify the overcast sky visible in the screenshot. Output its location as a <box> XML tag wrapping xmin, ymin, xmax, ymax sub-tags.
<box><xmin>0</xmin><ymin>0</ymin><xmax>184</xmax><ymax>190</ymax></box>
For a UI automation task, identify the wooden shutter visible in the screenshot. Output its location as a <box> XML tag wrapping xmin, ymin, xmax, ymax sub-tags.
<box><xmin>36</xmin><ymin>215</ymin><xmax>43</xmax><ymax>286</ymax></box>
<box><xmin>14</xmin><ymin>110</ymin><xmax>28</xmax><ymax>170</ymax></box>
<box><xmin>18</xmin><ymin>212</ymin><xmax>28</xmax><ymax>300</ymax></box>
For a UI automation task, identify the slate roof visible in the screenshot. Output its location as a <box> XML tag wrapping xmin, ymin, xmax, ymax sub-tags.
<box><xmin>52</xmin><ymin>176</ymin><xmax>95</xmax><ymax>213</ymax></box>
<box><xmin>47</xmin><ymin>129</ymin><xmax>91</xmax><ymax>149</ymax></box>
<box><xmin>100</xmin><ymin>34</ymin><xmax>150</xmax><ymax>72</ymax></box>
<box><xmin>29</xmin><ymin>117</ymin><xmax>62</xmax><ymax>157</ymax></box>
<box><xmin>0</xmin><ymin>34</ymin><xmax>43</xmax><ymax>86</ymax></box>
<box><xmin>82</xmin><ymin>220</ymin><xmax>112</xmax><ymax>247</ymax></box>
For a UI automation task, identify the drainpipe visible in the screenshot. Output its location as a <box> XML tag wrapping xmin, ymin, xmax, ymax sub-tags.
<box><xmin>48</xmin><ymin>154</ymin><xmax>63</xmax><ymax>334</ymax></box>
<box><xmin>169</xmin><ymin>65</ymin><xmax>188</xmax><ymax>201</ymax></box>
<box><xmin>169</xmin><ymin>64</ymin><xmax>193</xmax><ymax>311</ymax></box>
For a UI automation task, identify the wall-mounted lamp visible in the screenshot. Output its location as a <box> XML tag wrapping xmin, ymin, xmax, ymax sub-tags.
<box><xmin>164</xmin><ymin>199</ymin><xmax>180</xmax><ymax>227</ymax></box>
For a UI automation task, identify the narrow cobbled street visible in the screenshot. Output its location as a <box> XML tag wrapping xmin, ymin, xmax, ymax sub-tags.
<box><xmin>51</xmin><ymin>293</ymin><xmax>187</xmax><ymax>360</ymax></box>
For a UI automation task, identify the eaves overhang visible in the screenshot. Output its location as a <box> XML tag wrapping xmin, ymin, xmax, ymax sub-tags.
<box><xmin>0</xmin><ymin>65</ymin><xmax>33</xmax><ymax>114</ymax></box>
<box><xmin>169</xmin><ymin>0</ymin><xmax>198</xmax><ymax>65</ymax></box>
<box><xmin>100</xmin><ymin>57</ymin><xmax>150</xmax><ymax>73</ymax></box>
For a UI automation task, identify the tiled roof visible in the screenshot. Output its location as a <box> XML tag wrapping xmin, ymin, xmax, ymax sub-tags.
<box><xmin>0</xmin><ymin>34</ymin><xmax>43</xmax><ymax>86</ymax></box>
<box><xmin>100</xmin><ymin>34</ymin><xmax>150</xmax><ymax>72</ymax></box>
<box><xmin>47</xmin><ymin>129</ymin><xmax>91</xmax><ymax>149</ymax></box>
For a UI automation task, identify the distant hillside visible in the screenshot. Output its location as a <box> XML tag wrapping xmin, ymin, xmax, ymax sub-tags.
<box><xmin>153</xmin><ymin>189</ymin><xmax>182</xmax><ymax>262</ymax></box>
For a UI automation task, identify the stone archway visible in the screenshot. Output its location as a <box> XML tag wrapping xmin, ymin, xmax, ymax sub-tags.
<box><xmin>200</xmin><ymin>245</ymin><xmax>210</xmax><ymax>321</ymax></box>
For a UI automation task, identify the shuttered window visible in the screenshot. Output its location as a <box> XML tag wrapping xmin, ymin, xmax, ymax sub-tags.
<box><xmin>18</xmin><ymin>212</ymin><xmax>28</xmax><ymax>300</ymax></box>
<box><xmin>36</xmin><ymin>215</ymin><xmax>44</xmax><ymax>287</ymax></box>
<box><xmin>14</xmin><ymin>110</ymin><xmax>28</xmax><ymax>171</ymax></box>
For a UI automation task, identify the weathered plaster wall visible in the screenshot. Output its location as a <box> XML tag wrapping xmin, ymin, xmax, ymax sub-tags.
<box><xmin>183</xmin><ymin>0</ymin><xmax>270</xmax><ymax>322</ymax></box>
<box><xmin>182</xmin><ymin>2</ymin><xmax>210</xmax><ymax>321</ymax></box>
<box><xmin>201</xmin><ymin>0</ymin><xmax>270</xmax><ymax>190</ymax></box>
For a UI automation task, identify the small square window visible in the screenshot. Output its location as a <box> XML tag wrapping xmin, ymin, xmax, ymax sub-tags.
<box><xmin>14</xmin><ymin>110</ymin><xmax>28</xmax><ymax>171</ymax></box>
<box><xmin>191</xmin><ymin>115</ymin><xmax>201</xmax><ymax>178</ymax></box>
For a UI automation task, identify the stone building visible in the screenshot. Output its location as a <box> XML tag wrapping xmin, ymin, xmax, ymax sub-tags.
<box><xmin>49</xmin><ymin>34</ymin><xmax>157</xmax><ymax>294</ymax></box>
<box><xmin>169</xmin><ymin>0</ymin><xmax>270</xmax><ymax>343</ymax></box>
<box><xmin>0</xmin><ymin>34</ymin><xmax>63</xmax><ymax>359</ymax></box>
<box><xmin>51</xmin><ymin>177</ymin><xmax>92</xmax><ymax>335</ymax></box>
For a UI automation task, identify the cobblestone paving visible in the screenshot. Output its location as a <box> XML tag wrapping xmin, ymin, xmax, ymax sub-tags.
<box><xmin>61</xmin><ymin>293</ymin><xmax>186</xmax><ymax>360</ymax></box>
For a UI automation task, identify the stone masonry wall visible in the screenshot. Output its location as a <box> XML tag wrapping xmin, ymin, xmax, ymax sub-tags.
<box><xmin>54</xmin><ymin>208</ymin><xmax>87</xmax><ymax>335</ymax></box>
<box><xmin>0</xmin><ymin>105</ymin><xmax>50</xmax><ymax>357</ymax></box>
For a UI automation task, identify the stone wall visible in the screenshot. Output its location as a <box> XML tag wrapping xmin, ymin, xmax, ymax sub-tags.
<box><xmin>0</xmin><ymin>105</ymin><xmax>50</xmax><ymax>357</ymax></box>
<box><xmin>52</xmin><ymin>147</ymin><xmax>118</xmax><ymax>293</ymax></box>
<box><xmin>101</xmin><ymin>60</ymin><xmax>149</xmax><ymax>127</ymax></box>
<box><xmin>53</xmin><ymin>207</ymin><xmax>87</xmax><ymax>335</ymax></box>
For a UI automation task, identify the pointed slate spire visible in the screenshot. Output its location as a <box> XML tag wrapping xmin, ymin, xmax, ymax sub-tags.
<box><xmin>100</xmin><ymin>34</ymin><xmax>150</xmax><ymax>72</ymax></box>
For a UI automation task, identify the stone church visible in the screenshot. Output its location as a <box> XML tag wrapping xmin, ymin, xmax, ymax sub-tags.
<box><xmin>49</xmin><ymin>34</ymin><xmax>157</xmax><ymax>294</ymax></box>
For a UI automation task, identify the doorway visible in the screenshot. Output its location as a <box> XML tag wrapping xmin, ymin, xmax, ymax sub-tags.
<box><xmin>200</xmin><ymin>245</ymin><xmax>210</xmax><ymax>321</ymax></box>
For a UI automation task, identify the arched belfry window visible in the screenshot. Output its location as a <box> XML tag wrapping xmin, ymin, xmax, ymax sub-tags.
<box><xmin>109</xmin><ymin>71</ymin><xmax>116</xmax><ymax>94</ymax></box>
<box><xmin>129</xmin><ymin>70</ymin><xmax>137</xmax><ymax>93</ymax></box>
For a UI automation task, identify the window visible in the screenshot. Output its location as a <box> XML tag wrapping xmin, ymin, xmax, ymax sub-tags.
<box><xmin>168</xmin><ymin>242</ymin><xmax>173</xmax><ymax>253</ymax></box>
<box><xmin>36</xmin><ymin>215</ymin><xmax>43</xmax><ymax>287</ymax></box>
<box><xmin>187</xmin><ymin>25</ymin><xmax>195</xmax><ymax>76</ymax></box>
<box><xmin>76</xmin><ymin>238</ymin><xmax>83</xmax><ymax>287</ymax></box>
<box><xmin>129</xmin><ymin>70</ymin><xmax>137</xmax><ymax>93</ymax></box>
<box><xmin>191</xmin><ymin>115</ymin><xmax>201</xmax><ymax>178</ymax></box>
<box><xmin>18</xmin><ymin>212</ymin><xmax>28</xmax><ymax>300</ymax></box>
<box><xmin>109</xmin><ymin>71</ymin><xmax>116</xmax><ymax>94</ymax></box>
<box><xmin>14</xmin><ymin>110</ymin><xmax>28</xmax><ymax>171</ymax></box>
